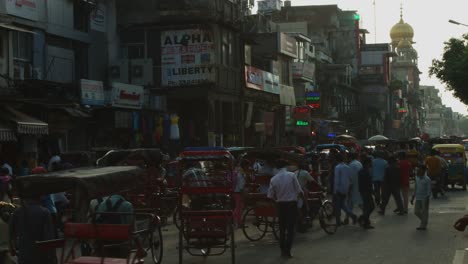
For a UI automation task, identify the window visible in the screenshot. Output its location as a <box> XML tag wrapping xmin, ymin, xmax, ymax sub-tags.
<box><xmin>74</xmin><ymin>0</ymin><xmax>91</xmax><ymax>32</ymax></box>
<box><xmin>222</xmin><ymin>29</ymin><xmax>233</xmax><ymax>66</ymax></box>
<box><xmin>12</xmin><ymin>31</ymin><xmax>33</xmax><ymax>62</ymax></box>
<box><xmin>121</xmin><ymin>44</ymin><xmax>145</xmax><ymax>59</ymax></box>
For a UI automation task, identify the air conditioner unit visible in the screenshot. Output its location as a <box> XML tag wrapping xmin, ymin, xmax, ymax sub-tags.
<box><xmin>109</xmin><ymin>60</ymin><xmax>129</xmax><ymax>84</ymax></box>
<box><xmin>130</xmin><ymin>59</ymin><xmax>153</xmax><ymax>86</ymax></box>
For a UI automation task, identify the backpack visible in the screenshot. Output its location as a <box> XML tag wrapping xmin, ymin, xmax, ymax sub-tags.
<box><xmin>94</xmin><ymin>196</ymin><xmax>125</xmax><ymax>224</ymax></box>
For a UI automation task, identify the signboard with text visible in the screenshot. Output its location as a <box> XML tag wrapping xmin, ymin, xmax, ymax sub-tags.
<box><xmin>245</xmin><ymin>66</ymin><xmax>263</xmax><ymax>90</ymax></box>
<box><xmin>6</xmin><ymin>0</ymin><xmax>38</xmax><ymax>21</ymax></box>
<box><xmin>263</xmin><ymin>71</ymin><xmax>280</xmax><ymax>94</ymax></box>
<box><xmin>292</xmin><ymin>62</ymin><xmax>315</xmax><ymax>80</ymax></box>
<box><xmin>161</xmin><ymin>28</ymin><xmax>216</xmax><ymax>87</ymax></box>
<box><xmin>111</xmin><ymin>82</ymin><xmax>144</xmax><ymax>109</ymax></box>
<box><xmin>80</xmin><ymin>79</ymin><xmax>104</xmax><ymax>106</ymax></box>
<box><xmin>278</xmin><ymin>33</ymin><xmax>297</xmax><ymax>58</ymax></box>
<box><xmin>90</xmin><ymin>3</ymin><xmax>106</xmax><ymax>32</ymax></box>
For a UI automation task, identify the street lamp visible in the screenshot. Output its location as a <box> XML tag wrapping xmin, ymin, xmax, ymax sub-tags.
<box><xmin>449</xmin><ymin>19</ymin><xmax>468</xmax><ymax>27</ymax></box>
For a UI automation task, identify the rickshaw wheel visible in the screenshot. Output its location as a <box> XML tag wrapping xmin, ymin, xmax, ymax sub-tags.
<box><xmin>242</xmin><ymin>208</ymin><xmax>268</xmax><ymax>241</ymax></box>
<box><xmin>319</xmin><ymin>201</ymin><xmax>337</xmax><ymax>235</ymax></box>
<box><xmin>151</xmin><ymin>226</ymin><xmax>164</xmax><ymax>264</ymax></box>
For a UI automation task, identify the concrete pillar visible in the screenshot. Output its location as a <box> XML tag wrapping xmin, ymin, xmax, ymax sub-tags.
<box><xmin>106</xmin><ymin>0</ymin><xmax>119</xmax><ymax>65</ymax></box>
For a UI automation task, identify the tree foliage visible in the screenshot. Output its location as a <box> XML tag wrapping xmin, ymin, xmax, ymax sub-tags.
<box><xmin>429</xmin><ymin>34</ymin><xmax>468</xmax><ymax>104</ymax></box>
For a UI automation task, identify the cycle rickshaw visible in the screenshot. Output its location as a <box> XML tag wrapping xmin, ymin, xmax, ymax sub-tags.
<box><xmin>177</xmin><ymin>147</ymin><xmax>236</xmax><ymax>264</ymax></box>
<box><xmin>96</xmin><ymin>148</ymin><xmax>178</xmax><ymax>225</ymax></box>
<box><xmin>240</xmin><ymin>148</ymin><xmax>337</xmax><ymax>241</ymax></box>
<box><xmin>14</xmin><ymin>166</ymin><xmax>164</xmax><ymax>264</ymax></box>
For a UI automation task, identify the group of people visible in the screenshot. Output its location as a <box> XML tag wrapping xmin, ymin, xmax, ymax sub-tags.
<box><xmin>265</xmin><ymin>146</ymin><xmax>435</xmax><ymax>259</ymax></box>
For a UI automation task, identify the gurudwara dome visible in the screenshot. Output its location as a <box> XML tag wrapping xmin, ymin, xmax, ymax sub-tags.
<box><xmin>390</xmin><ymin>18</ymin><xmax>414</xmax><ymax>42</ymax></box>
<box><xmin>397</xmin><ymin>39</ymin><xmax>412</xmax><ymax>49</ymax></box>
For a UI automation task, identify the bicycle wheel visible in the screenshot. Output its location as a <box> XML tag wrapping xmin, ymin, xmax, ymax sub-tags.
<box><xmin>271</xmin><ymin>217</ymin><xmax>280</xmax><ymax>240</ymax></box>
<box><xmin>242</xmin><ymin>208</ymin><xmax>268</xmax><ymax>241</ymax></box>
<box><xmin>173</xmin><ymin>206</ymin><xmax>181</xmax><ymax>230</ymax></box>
<box><xmin>318</xmin><ymin>201</ymin><xmax>337</xmax><ymax>234</ymax></box>
<box><xmin>150</xmin><ymin>226</ymin><xmax>163</xmax><ymax>264</ymax></box>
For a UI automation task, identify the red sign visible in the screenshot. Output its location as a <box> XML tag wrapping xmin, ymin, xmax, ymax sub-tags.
<box><xmin>294</xmin><ymin>106</ymin><xmax>310</xmax><ymax>114</ymax></box>
<box><xmin>307</xmin><ymin>103</ymin><xmax>320</xmax><ymax>109</ymax></box>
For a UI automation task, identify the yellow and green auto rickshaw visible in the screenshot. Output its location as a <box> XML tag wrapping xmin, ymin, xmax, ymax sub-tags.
<box><xmin>432</xmin><ymin>144</ymin><xmax>467</xmax><ymax>190</ymax></box>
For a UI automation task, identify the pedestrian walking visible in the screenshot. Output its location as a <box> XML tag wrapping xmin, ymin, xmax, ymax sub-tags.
<box><xmin>398</xmin><ymin>152</ymin><xmax>412</xmax><ymax>213</ymax></box>
<box><xmin>333</xmin><ymin>154</ymin><xmax>357</xmax><ymax>226</ymax></box>
<box><xmin>425</xmin><ymin>149</ymin><xmax>443</xmax><ymax>198</ymax></box>
<box><xmin>358</xmin><ymin>157</ymin><xmax>375</xmax><ymax>229</ymax></box>
<box><xmin>379</xmin><ymin>156</ymin><xmax>405</xmax><ymax>215</ymax></box>
<box><xmin>267</xmin><ymin>159</ymin><xmax>303</xmax><ymax>258</ymax></box>
<box><xmin>9</xmin><ymin>195</ymin><xmax>56</xmax><ymax>264</ymax></box>
<box><xmin>345</xmin><ymin>153</ymin><xmax>362</xmax><ymax>224</ymax></box>
<box><xmin>371</xmin><ymin>154</ymin><xmax>388</xmax><ymax>206</ymax></box>
<box><xmin>411</xmin><ymin>165</ymin><xmax>432</xmax><ymax>230</ymax></box>
<box><xmin>233</xmin><ymin>159</ymin><xmax>248</xmax><ymax>228</ymax></box>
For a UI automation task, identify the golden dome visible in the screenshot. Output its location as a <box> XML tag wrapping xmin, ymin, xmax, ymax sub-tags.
<box><xmin>397</xmin><ymin>39</ymin><xmax>412</xmax><ymax>49</ymax></box>
<box><xmin>390</xmin><ymin>18</ymin><xmax>414</xmax><ymax>42</ymax></box>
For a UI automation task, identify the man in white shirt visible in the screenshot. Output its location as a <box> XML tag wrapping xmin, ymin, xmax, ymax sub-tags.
<box><xmin>0</xmin><ymin>159</ymin><xmax>12</xmax><ymax>176</ymax></box>
<box><xmin>268</xmin><ymin>159</ymin><xmax>303</xmax><ymax>258</ymax></box>
<box><xmin>334</xmin><ymin>154</ymin><xmax>357</xmax><ymax>226</ymax></box>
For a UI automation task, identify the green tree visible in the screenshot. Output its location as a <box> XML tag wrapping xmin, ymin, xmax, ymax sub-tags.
<box><xmin>429</xmin><ymin>34</ymin><xmax>468</xmax><ymax>104</ymax></box>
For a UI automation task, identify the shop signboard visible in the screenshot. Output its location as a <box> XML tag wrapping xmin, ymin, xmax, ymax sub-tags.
<box><xmin>305</xmin><ymin>91</ymin><xmax>320</xmax><ymax>109</ymax></box>
<box><xmin>111</xmin><ymin>82</ymin><xmax>144</xmax><ymax>110</ymax></box>
<box><xmin>263</xmin><ymin>71</ymin><xmax>280</xmax><ymax>94</ymax></box>
<box><xmin>278</xmin><ymin>33</ymin><xmax>297</xmax><ymax>58</ymax></box>
<box><xmin>80</xmin><ymin>79</ymin><xmax>105</xmax><ymax>106</ymax></box>
<box><xmin>292</xmin><ymin>62</ymin><xmax>315</xmax><ymax>80</ymax></box>
<box><xmin>279</xmin><ymin>84</ymin><xmax>296</xmax><ymax>106</ymax></box>
<box><xmin>245</xmin><ymin>66</ymin><xmax>263</xmax><ymax>90</ymax></box>
<box><xmin>90</xmin><ymin>2</ymin><xmax>106</xmax><ymax>32</ymax></box>
<box><xmin>5</xmin><ymin>0</ymin><xmax>38</xmax><ymax>21</ymax></box>
<box><xmin>161</xmin><ymin>28</ymin><xmax>216</xmax><ymax>87</ymax></box>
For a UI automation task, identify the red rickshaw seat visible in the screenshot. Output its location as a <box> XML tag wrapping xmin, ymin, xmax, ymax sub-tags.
<box><xmin>66</xmin><ymin>256</ymin><xmax>128</xmax><ymax>264</ymax></box>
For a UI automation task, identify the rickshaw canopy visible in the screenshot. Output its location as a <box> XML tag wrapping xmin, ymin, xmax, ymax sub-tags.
<box><xmin>242</xmin><ymin>148</ymin><xmax>304</xmax><ymax>163</ymax></box>
<box><xmin>15</xmin><ymin>166</ymin><xmax>143</xmax><ymax>199</ymax></box>
<box><xmin>96</xmin><ymin>148</ymin><xmax>164</xmax><ymax>167</ymax></box>
<box><xmin>432</xmin><ymin>144</ymin><xmax>465</xmax><ymax>153</ymax></box>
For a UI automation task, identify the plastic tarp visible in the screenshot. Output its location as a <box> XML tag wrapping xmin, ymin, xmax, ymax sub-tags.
<box><xmin>15</xmin><ymin>166</ymin><xmax>143</xmax><ymax>199</ymax></box>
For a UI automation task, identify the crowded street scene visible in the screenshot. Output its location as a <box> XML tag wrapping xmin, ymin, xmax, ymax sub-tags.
<box><xmin>2</xmin><ymin>0</ymin><xmax>468</xmax><ymax>263</ymax></box>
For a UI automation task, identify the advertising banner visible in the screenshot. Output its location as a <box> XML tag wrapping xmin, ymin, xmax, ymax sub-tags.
<box><xmin>245</xmin><ymin>66</ymin><xmax>263</xmax><ymax>90</ymax></box>
<box><xmin>292</xmin><ymin>62</ymin><xmax>315</xmax><ymax>80</ymax></box>
<box><xmin>6</xmin><ymin>0</ymin><xmax>38</xmax><ymax>21</ymax></box>
<box><xmin>80</xmin><ymin>79</ymin><xmax>104</xmax><ymax>106</ymax></box>
<box><xmin>111</xmin><ymin>82</ymin><xmax>144</xmax><ymax>109</ymax></box>
<box><xmin>263</xmin><ymin>71</ymin><xmax>279</xmax><ymax>94</ymax></box>
<box><xmin>278</xmin><ymin>33</ymin><xmax>297</xmax><ymax>58</ymax></box>
<box><xmin>90</xmin><ymin>3</ymin><xmax>106</xmax><ymax>32</ymax></box>
<box><xmin>161</xmin><ymin>28</ymin><xmax>216</xmax><ymax>87</ymax></box>
<box><xmin>279</xmin><ymin>85</ymin><xmax>296</xmax><ymax>106</ymax></box>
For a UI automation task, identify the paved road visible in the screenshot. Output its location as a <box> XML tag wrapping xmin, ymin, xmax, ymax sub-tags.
<box><xmin>156</xmin><ymin>189</ymin><xmax>468</xmax><ymax>264</ymax></box>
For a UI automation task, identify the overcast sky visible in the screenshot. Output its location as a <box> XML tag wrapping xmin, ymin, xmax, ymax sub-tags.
<box><xmin>255</xmin><ymin>0</ymin><xmax>468</xmax><ymax>115</ymax></box>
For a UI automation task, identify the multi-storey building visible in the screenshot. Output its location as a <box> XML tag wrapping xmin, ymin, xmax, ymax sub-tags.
<box><xmin>0</xmin><ymin>0</ymin><xmax>110</xmax><ymax>166</ymax></box>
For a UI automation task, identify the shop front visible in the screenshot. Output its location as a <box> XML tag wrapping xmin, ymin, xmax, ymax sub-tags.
<box><xmin>0</xmin><ymin>105</ymin><xmax>49</xmax><ymax>170</ymax></box>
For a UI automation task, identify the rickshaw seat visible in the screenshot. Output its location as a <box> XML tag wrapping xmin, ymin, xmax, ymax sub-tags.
<box><xmin>64</xmin><ymin>223</ymin><xmax>133</xmax><ymax>241</ymax></box>
<box><xmin>67</xmin><ymin>256</ymin><xmax>129</xmax><ymax>264</ymax></box>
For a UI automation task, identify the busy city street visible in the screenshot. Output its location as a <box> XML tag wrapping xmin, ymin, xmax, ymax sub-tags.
<box><xmin>2</xmin><ymin>0</ymin><xmax>468</xmax><ymax>264</ymax></box>
<box><xmin>157</xmin><ymin>189</ymin><xmax>468</xmax><ymax>264</ymax></box>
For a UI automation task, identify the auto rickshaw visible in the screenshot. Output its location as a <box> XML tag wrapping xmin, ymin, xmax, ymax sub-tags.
<box><xmin>432</xmin><ymin>144</ymin><xmax>467</xmax><ymax>190</ymax></box>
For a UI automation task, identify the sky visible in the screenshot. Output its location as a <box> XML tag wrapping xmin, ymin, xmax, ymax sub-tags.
<box><xmin>255</xmin><ymin>0</ymin><xmax>468</xmax><ymax>115</ymax></box>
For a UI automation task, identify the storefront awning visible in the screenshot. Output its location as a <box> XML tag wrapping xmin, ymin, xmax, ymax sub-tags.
<box><xmin>61</xmin><ymin>107</ymin><xmax>91</xmax><ymax>118</ymax></box>
<box><xmin>0</xmin><ymin>122</ymin><xmax>17</xmax><ymax>142</ymax></box>
<box><xmin>0</xmin><ymin>23</ymin><xmax>36</xmax><ymax>34</ymax></box>
<box><xmin>1</xmin><ymin>106</ymin><xmax>48</xmax><ymax>135</ymax></box>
